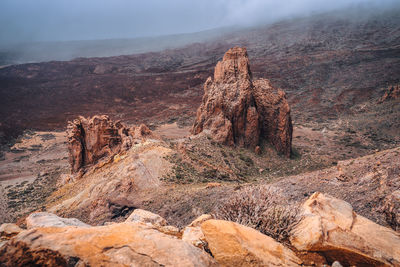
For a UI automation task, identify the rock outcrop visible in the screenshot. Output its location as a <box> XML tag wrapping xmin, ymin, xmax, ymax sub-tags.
<box><xmin>201</xmin><ymin>219</ymin><xmax>302</xmax><ymax>266</ymax></box>
<box><xmin>290</xmin><ymin>192</ymin><xmax>400</xmax><ymax>266</ymax></box>
<box><xmin>192</xmin><ymin>47</ymin><xmax>292</xmax><ymax>156</ymax></box>
<box><xmin>67</xmin><ymin>115</ymin><xmax>153</xmax><ymax>173</ymax></box>
<box><xmin>0</xmin><ymin>221</ymin><xmax>217</xmax><ymax>267</ymax></box>
<box><xmin>379</xmin><ymin>84</ymin><xmax>400</xmax><ymax>103</ymax></box>
<box><xmin>26</xmin><ymin>212</ymin><xmax>91</xmax><ymax>229</ymax></box>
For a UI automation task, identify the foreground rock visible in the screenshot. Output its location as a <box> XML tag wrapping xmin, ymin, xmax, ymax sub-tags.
<box><xmin>0</xmin><ymin>221</ymin><xmax>217</xmax><ymax>267</ymax></box>
<box><xmin>125</xmin><ymin>209</ymin><xmax>167</xmax><ymax>227</ymax></box>
<box><xmin>201</xmin><ymin>219</ymin><xmax>302</xmax><ymax>267</ymax></box>
<box><xmin>26</xmin><ymin>212</ymin><xmax>91</xmax><ymax>229</ymax></box>
<box><xmin>290</xmin><ymin>192</ymin><xmax>400</xmax><ymax>266</ymax></box>
<box><xmin>67</xmin><ymin>115</ymin><xmax>153</xmax><ymax>174</ymax></box>
<box><xmin>0</xmin><ymin>223</ymin><xmax>22</xmax><ymax>240</ymax></box>
<box><xmin>192</xmin><ymin>47</ymin><xmax>292</xmax><ymax>156</ymax></box>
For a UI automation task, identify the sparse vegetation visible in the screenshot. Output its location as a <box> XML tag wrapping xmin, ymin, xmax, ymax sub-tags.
<box><xmin>215</xmin><ymin>185</ymin><xmax>302</xmax><ymax>244</ymax></box>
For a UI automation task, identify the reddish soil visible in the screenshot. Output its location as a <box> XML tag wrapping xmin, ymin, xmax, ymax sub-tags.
<box><xmin>1</xmin><ymin>9</ymin><xmax>399</xmax><ymax>147</ymax></box>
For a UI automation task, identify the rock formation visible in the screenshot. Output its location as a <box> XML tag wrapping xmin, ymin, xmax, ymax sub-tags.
<box><xmin>201</xmin><ymin>219</ymin><xmax>302</xmax><ymax>267</ymax></box>
<box><xmin>0</xmin><ymin>218</ymin><xmax>217</xmax><ymax>267</ymax></box>
<box><xmin>192</xmin><ymin>47</ymin><xmax>292</xmax><ymax>157</ymax></box>
<box><xmin>290</xmin><ymin>192</ymin><xmax>400</xmax><ymax>266</ymax></box>
<box><xmin>67</xmin><ymin>115</ymin><xmax>153</xmax><ymax>173</ymax></box>
<box><xmin>379</xmin><ymin>84</ymin><xmax>400</xmax><ymax>103</ymax></box>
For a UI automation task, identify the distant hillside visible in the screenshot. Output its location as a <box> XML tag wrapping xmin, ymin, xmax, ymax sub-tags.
<box><xmin>0</xmin><ymin>27</ymin><xmax>237</xmax><ymax>66</ymax></box>
<box><xmin>0</xmin><ymin>6</ymin><xmax>399</xmax><ymax>150</ymax></box>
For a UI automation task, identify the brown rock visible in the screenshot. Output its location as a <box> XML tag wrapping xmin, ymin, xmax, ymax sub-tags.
<box><xmin>379</xmin><ymin>84</ymin><xmax>400</xmax><ymax>103</ymax></box>
<box><xmin>182</xmin><ymin>215</ymin><xmax>214</xmax><ymax>250</ymax></box>
<box><xmin>192</xmin><ymin>47</ymin><xmax>260</xmax><ymax>148</ymax></box>
<box><xmin>67</xmin><ymin>115</ymin><xmax>130</xmax><ymax>173</ymax></box>
<box><xmin>125</xmin><ymin>209</ymin><xmax>167</xmax><ymax>227</ymax></box>
<box><xmin>381</xmin><ymin>190</ymin><xmax>400</xmax><ymax>231</ymax></box>
<box><xmin>0</xmin><ymin>221</ymin><xmax>217</xmax><ymax>267</ymax></box>
<box><xmin>67</xmin><ymin>115</ymin><xmax>155</xmax><ymax>173</ymax></box>
<box><xmin>26</xmin><ymin>212</ymin><xmax>90</xmax><ymax>229</ymax></box>
<box><xmin>205</xmin><ymin>182</ymin><xmax>222</xmax><ymax>189</ymax></box>
<box><xmin>0</xmin><ymin>223</ymin><xmax>22</xmax><ymax>240</ymax></box>
<box><xmin>192</xmin><ymin>47</ymin><xmax>292</xmax><ymax>156</ymax></box>
<box><xmin>201</xmin><ymin>219</ymin><xmax>302</xmax><ymax>267</ymax></box>
<box><xmin>253</xmin><ymin>79</ymin><xmax>292</xmax><ymax>157</ymax></box>
<box><xmin>290</xmin><ymin>192</ymin><xmax>400</xmax><ymax>266</ymax></box>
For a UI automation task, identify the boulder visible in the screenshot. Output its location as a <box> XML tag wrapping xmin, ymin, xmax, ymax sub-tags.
<box><xmin>381</xmin><ymin>190</ymin><xmax>400</xmax><ymax>231</ymax></box>
<box><xmin>290</xmin><ymin>192</ymin><xmax>400</xmax><ymax>266</ymax></box>
<box><xmin>26</xmin><ymin>212</ymin><xmax>90</xmax><ymax>229</ymax></box>
<box><xmin>0</xmin><ymin>223</ymin><xmax>22</xmax><ymax>239</ymax></box>
<box><xmin>182</xmin><ymin>215</ymin><xmax>213</xmax><ymax>250</ymax></box>
<box><xmin>201</xmin><ymin>219</ymin><xmax>302</xmax><ymax>267</ymax></box>
<box><xmin>192</xmin><ymin>47</ymin><xmax>292</xmax><ymax>156</ymax></box>
<box><xmin>0</xmin><ymin>222</ymin><xmax>217</xmax><ymax>267</ymax></box>
<box><xmin>125</xmin><ymin>209</ymin><xmax>167</xmax><ymax>227</ymax></box>
<box><xmin>188</xmin><ymin>214</ymin><xmax>213</xmax><ymax>227</ymax></box>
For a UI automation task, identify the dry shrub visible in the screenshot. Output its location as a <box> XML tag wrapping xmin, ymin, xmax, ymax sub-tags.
<box><xmin>215</xmin><ymin>185</ymin><xmax>301</xmax><ymax>243</ymax></box>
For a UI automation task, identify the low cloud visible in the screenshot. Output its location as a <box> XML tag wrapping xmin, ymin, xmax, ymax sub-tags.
<box><xmin>0</xmin><ymin>0</ymin><xmax>398</xmax><ymax>45</ymax></box>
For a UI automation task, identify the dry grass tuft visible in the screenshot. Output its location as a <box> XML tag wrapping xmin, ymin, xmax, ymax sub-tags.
<box><xmin>215</xmin><ymin>185</ymin><xmax>301</xmax><ymax>243</ymax></box>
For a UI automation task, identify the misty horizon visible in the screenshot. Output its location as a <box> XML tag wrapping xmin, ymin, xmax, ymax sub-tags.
<box><xmin>1</xmin><ymin>0</ymin><xmax>399</xmax><ymax>46</ymax></box>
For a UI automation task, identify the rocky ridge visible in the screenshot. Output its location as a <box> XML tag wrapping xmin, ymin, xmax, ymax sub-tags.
<box><xmin>192</xmin><ymin>47</ymin><xmax>292</xmax><ymax>157</ymax></box>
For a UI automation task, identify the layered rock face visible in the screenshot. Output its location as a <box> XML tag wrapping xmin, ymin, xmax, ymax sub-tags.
<box><xmin>67</xmin><ymin>115</ymin><xmax>152</xmax><ymax>173</ymax></box>
<box><xmin>192</xmin><ymin>47</ymin><xmax>292</xmax><ymax>156</ymax></box>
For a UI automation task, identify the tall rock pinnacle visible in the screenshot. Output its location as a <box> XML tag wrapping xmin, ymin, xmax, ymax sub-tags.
<box><xmin>192</xmin><ymin>47</ymin><xmax>293</xmax><ymax>157</ymax></box>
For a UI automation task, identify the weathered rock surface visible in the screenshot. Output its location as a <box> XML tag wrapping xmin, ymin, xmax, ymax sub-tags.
<box><xmin>201</xmin><ymin>219</ymin><xmax>302</xmax><ymax>267</ymax></box>
<box><xmin>67</xmin><ymin>115</ymin><xmax>154</xmax><ymax>173</ymax></box>
<box><xmin>26</xmin><ymin>212</ymin><xmax>91</xmax><ymax>229</ymax></box>
<box><xmin>253</xmin><ymin>79</ymin><xmax>293</xmax><ymax>157</ymax></box>
<box><xmin>182</xmin><ymin>215</ymin><xmax>213</xmax><ymax>250</ymax></box>
<box><xmin>381</xmin><ymin>190</ymin><xmax>400</xmax><ymax>232</ymax></box>
<box><xmin>125</xmin><ymin>209</ymin><xmax>167</xmax><ymax>227</ymax></box>
<box><xmin>379</xmin><ymin>84</ymin><xmax>400</xmax><ymax>103</ymax></box>
<box><xmin>192</xmin><ymin>47</ymin><xmax>292</xmax><ymax>156</ymax></box>
<box><xmin>0</xmin><ymin>223</ymin><xmax>22</xmax><ymax>240</ymax></box>
<box><xmin>0</xmin><ymin>221</ymin><xmax>218</xmax><ymax>267</ymax></box>
<box><xmin>47</xmin><ymin>140</ymin><xmax>172</xmax><ymax>225</ymax></box>
<box><xmin>290</xmin><ymin>192</ymin><xmax>400</xmax><ymax>266</ymax></box>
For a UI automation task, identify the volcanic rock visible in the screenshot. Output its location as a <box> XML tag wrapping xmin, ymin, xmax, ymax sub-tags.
<box><xmin>201</xmin><ymin>219</ymin><xmax>302</xmax><ymax>266</ymax></box>
<box><xmin>0</xmin><ymin>221</ymin><xmax>218</xmax><ymax>267</ymax></box>
<box><xmin>290</xmin><ymin>192</ymin><xmax>400</xmax><ymax>266</ymax></box>
<box><xmin>0</xmin><ymin>223</ymin><xmax>22</xmax><ymax>240</ymax></box>
<box><xmin>381</xmin><ymin>190</ymin><xmax>400</xmax><ymax>231</ymax></box>
<box><xmin>253</xmin><ymin>79</ymin><xmax>293</xmax><ymax>157</ymax></box>
<box><xmin>192</xmin><ymin>47</ymin><xmax>292</xmax><ymax>156</ymax></box>
<box><xmin>26</xmin><ymin>212</ymin><xmax>90</xmax><ymax>229</ymax></box>
<box><xmin>67</xmin><ymin>115</ymin><xmax>154</xmax><ymax>173</ymax></box>
<box><xmin>379</xmin><ymin>84</ymin><xmax>400</xmax><ymax>103</ymax></box>
<box><xmin>67</xmin><ymin>115</ymin><xmax>129</xmax><ymax>173</ymax></box>
<box><xmin>125</xmin><ymin>209</ymin><xmax>167</xmax><ymax>227</ymax></box>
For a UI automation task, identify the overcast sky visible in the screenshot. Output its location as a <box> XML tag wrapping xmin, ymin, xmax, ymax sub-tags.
<box><xmin>0</xmin><ymin>0</ymin><xmax>398</xmax><ymax>44</ymax></box>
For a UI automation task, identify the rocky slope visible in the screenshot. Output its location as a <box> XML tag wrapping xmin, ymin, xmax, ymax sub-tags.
<box><xmin>0</xmin><ymin>7</ymin><xmax>399</xmax><ymax>151</ymax></box>
<box><xmin>1</xmin><ymin>193</ymin><xmax>400</xmax><ymax>266</ymax></box>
